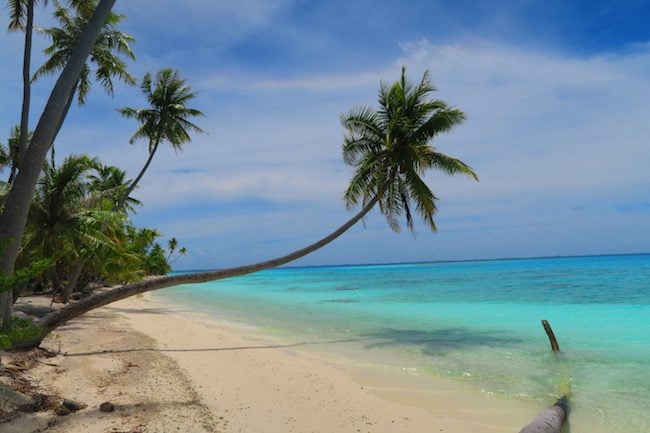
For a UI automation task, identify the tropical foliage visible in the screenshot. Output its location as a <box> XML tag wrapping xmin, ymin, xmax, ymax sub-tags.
<box><xmin>12</xmin><ymin>154</ymin><xmax>182</xmax><ymax>301</ymax></box>
<box><xmin>34</xmin><ymin>0</ymin><xmax>136</xmax><ymax>105</ymax></box>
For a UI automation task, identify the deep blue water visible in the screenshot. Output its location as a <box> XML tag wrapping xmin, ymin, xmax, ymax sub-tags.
<box><xmin>159</xmin><ymin>254</ymin><xmax>650</xmax><ymax>433</ymax></box>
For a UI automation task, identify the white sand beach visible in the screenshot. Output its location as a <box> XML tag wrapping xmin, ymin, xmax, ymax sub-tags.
<box><xmin>6</xmin><ymin>294</ymin><xmax>542</xmax><ymax>433</ymax></box>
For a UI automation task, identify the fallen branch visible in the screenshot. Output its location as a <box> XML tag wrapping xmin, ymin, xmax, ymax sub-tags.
<box><xmin>518</xmin><ymin>320</ymin><xmax>570</xmax><ymax>433</ymax></box>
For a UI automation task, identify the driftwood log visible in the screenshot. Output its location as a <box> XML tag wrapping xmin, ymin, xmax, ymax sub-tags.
<box><xmin>518</xmin><ymin>320</ymin><xmax>569</xmax><ymax>433</ymax></box>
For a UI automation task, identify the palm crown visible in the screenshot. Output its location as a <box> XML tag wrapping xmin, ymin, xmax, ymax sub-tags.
<box><xmin>341</xmin><ymin>67</ymin><xmax>478</xmax><ymax>232</ymax></box>
<box><xmin>117</xmin><ymin>68</ymin><xmax>205</xmax><ymax>200</ymax></box>
<box><xmin>118</xmin><ymin>68</ymin><xmax>205</xmax><ymax>152</ymax></box>
<box><xmin>33</xmin><ymin>0</ymin><xmax>135</xmax><ymax>104</ymax></box>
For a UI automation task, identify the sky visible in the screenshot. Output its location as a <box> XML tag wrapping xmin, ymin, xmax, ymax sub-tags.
<box><xmin>1</xmin><ymin>0</ymin><xmax>649</xmax><ymax>269</ymax></box>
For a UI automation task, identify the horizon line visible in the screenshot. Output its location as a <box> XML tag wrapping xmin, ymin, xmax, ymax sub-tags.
<box><xmin>173</xmin><ymin>251</ymin><xmax>649</xmax><ymax>273</ymax></box>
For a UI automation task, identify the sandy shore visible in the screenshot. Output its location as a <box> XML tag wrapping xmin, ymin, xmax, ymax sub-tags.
<box><xmin>6</xmin><ymin>294</ymin><xmax>540</xmax><ymax>432</ymax></box>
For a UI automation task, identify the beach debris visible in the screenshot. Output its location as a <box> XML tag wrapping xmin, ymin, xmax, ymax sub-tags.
<box><xmin>55</xmin><ymin>405</ymin><xmax>72</xmax><ymax>416</ymax></box>
<box><xmin>541</xmin><ymin>320</ymin><xmax>560</xmax><ymax>351</ymax></box>
<box><xmin>518</xmin><ymin>320</ymin><xmax>570</xmax><ymax>433</ymax></box>
<box><xmin>62</xmin><ymin>398</ymin><xmax>87</xmax><ymax>411</ymax></box>
<box><xmin>99</xmin><ymin>401</ymin><xmax>116</xmax><ymax>412</ymax></box>
<box><xmin>0</xmin><ymin>383</ymin><xmax>34</xmax><ymax>414</ymax></box>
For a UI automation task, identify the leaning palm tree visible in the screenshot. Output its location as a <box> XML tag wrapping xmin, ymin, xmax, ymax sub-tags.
<box><xmin>117</xmin><ymin>68</ymin><xmax>205</xmax><ymax>200</ymax></box>
<box><xmin>0</xmin><ymin>0</ymin><xmax>117</xmax><ymax>327</ymax></box>
<box><xmin>21</xmin><ymin>155</ymin><xmax>98</xmax><ymax>289</ymax></box>
<box><xmin>33</xmin><ymin>0</ymin><xmax>135</xmax><ymax>139</ymax></box>
<box><xmin>15</xmin><ymin>68</ymin><xmax>478</xmax><ymax>348</ymax></box>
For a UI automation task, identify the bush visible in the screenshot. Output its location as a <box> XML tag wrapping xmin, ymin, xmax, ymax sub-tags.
<box><xmin>0</xmin><ymin>317</ymin><xmax>42</xmax><ymax>350</ymax></box>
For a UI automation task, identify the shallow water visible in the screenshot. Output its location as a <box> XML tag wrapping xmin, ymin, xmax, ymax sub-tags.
<box><xmin>159</xmin><ymin>254</ymin><xmax>650</xmax><ymax>433</ymax></box>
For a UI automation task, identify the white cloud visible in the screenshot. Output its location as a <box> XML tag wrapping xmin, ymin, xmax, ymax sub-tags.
<box><xmin>126</xmin><ymin>39</ymin><xmax>650</xmax><ymax>266</ymax></box>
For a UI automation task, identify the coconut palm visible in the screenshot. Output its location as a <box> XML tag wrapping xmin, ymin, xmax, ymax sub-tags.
<box><xmin>20</xmin><ymin>156</ymin><xmax>139</xmax><ymax>302</ymax></box>
<box><xmin>21</xmin><ymin>155</ymin><xmax>98</xmax><ymax>286</ymax></box>
<box><xmin>0</xmin><ymin>0</ymin><xmax>117</xmax><ymax>326</ymax></box>
<box><xmin>88</xmin><ymin>163</ymin><xmax>141</xmax><ymax>212</ymax></box>
<box><xmin>117</xmin><ymin>68</ymin><xmax>205</xmax><ymax>200</ymax></box>
<box><xmin>57</xmin><ymin>162</ymin><xmax>141</xmax><ymax>300</ymax></box>
<box><xmin>33</xmin><ymin>0</ymin><xmax>135</xmax><ymax>139</ymax></box>
<box><xmin>12</xmin><ymin>68</ymin><xmax>478</xmax><ymax>348</ymax></box>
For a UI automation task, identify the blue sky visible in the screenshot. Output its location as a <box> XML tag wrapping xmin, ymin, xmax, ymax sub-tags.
<box><xmin>1</xmin><ymin>0</ymin><xmax>649</xmax><ymax>269</ymax></box>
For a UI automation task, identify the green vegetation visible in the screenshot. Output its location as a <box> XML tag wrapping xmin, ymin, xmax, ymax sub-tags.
<box><xmin>0</xmin><ymin>316</ymin><xmax>41</xmax><ymax>350</ymax></box>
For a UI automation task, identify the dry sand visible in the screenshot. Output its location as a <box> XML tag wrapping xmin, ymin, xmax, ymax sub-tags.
<box><xmin>5</xmin><ymin>294</ymin><xmax>541</xmax><ymax>433</ymax></box>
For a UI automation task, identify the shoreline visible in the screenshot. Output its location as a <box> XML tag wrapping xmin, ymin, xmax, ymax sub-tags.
<box><xmin>8</xmin><ymin>294</ymin><xmax>540</xmax><ymax>432</ymax></box>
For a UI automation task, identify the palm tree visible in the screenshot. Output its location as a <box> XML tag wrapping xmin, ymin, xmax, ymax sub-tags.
<box><xmin>88</xmin><ymin>163</ymin><xmax>141</xmax><ymax>212</ymax></box>
<box><xmin>33</xmin><ymin>0</ymin><xmax>135</xmax><ymax>140</ymax></box>
<box><xmin>15</xmin><ymin>68</ymin><xmax>478</xmax><ymax>348</ymax></box>
<box><xmin>57</xmin><ymin>162</ymin><xmax>141</xmax><ymax>301</ymax></box>
<box><xmin>0</xmin><ymin>0</ymin><xmax>118</xmax><ymax>326</ymax></box>
<box><xmin>21</xmin><ymin>155</ymin><xmax>96</xmax><ymax>285</ymax></box>
<box><xmin>118</xmin><ymin>68</ymin><xmax>205</xmax><ymax>200</ymax></box>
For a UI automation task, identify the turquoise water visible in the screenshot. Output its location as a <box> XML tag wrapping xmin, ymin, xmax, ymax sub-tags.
<box><xmin>159</xmin><ymin>254</ymin><xmax>650</xmax><ymax>432</ymax></box>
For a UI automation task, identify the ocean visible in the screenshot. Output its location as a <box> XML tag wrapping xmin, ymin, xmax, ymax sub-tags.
<box><xmin>157</xmin><ymin>254</ymin><xmax>650</xmax><ymax>432</ymax></box>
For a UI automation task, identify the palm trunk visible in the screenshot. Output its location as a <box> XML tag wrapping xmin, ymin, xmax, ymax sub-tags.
<box><xmin>62</xmin><ymin>259</ymin><xmax>85</xmax><ymax>303</ymax></box>
<box><xmin>18</xmin><ymin>0</ymin><xmax>34</xmax><ymax>168</ymax></box>
<box><xmin>123</xmin><ymin>138</ymin><xmax>160</xmax><ymax>202</ymax></box>
<box><xmin>7</xmin><ymin>0</ymin><xmax>34</xmax><ymax>185</ymax></box>
<box><xmin>14</xmin><ymin>197</ymin><xmax>380</xmax><ymax>347</ymax></box>
<box><xmin>519</xmin><ymin>397</ymin><xmax>568</xmax><ymax>433</ymax></box>
<box><xmin>0</xmin><ymin>0</ymin><xmax>117</xmax><ymax>327</ymax></box>
<box><xmin>52</xmin><ymin>85</ymin><xmax>78</xmax><ymax>145</ymax></box>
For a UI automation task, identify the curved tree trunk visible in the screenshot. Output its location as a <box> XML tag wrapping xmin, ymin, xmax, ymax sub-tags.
<box><xmin>15</xmin><ymin>197</ymin><xmax>380</xmax><ymax>347</ymax></box>
<box><xmin>0</xmin><ymin>0</ymin><xmax>117</xmax><ymax>326</ymax></box>
<box><xmin>123</xmin><ymin>139</ymin><xmax>159</xmax><ymax>201</ymax></box>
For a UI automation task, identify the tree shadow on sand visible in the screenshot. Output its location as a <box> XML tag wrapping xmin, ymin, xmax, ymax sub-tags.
<box><xmin>362</xmin><ymin>327</ymin><xmax>524</xmax><ymax>355</ymax></box>
<box><xmin>63</xmin><ymin>337</ymin><xmax>367</xmax><ymax>357</ymax></box>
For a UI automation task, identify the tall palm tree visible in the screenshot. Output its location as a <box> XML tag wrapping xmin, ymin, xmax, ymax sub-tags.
<box><xmin>33</xmin><ymin>0</ymin><xmax>135</xmax><ymax>140</ymax></box>
<box><xmin>6</xmin><ymin>0</ymin><xmax>95</xmax><ymax>184</ymax></box>
<box><xmin>16</xmin><ymin>68</ymin><xmax>479</xmax><ymax>348</ymax></box>
<box><xmin>0</xmin><ymin>0</ymin><xmax>117</xmax><ymax>326</ymax></box>
<box><xmin>118</xmin><ymin>68</ymin><xmax>205</xmax><ymax>200</ymax></box>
